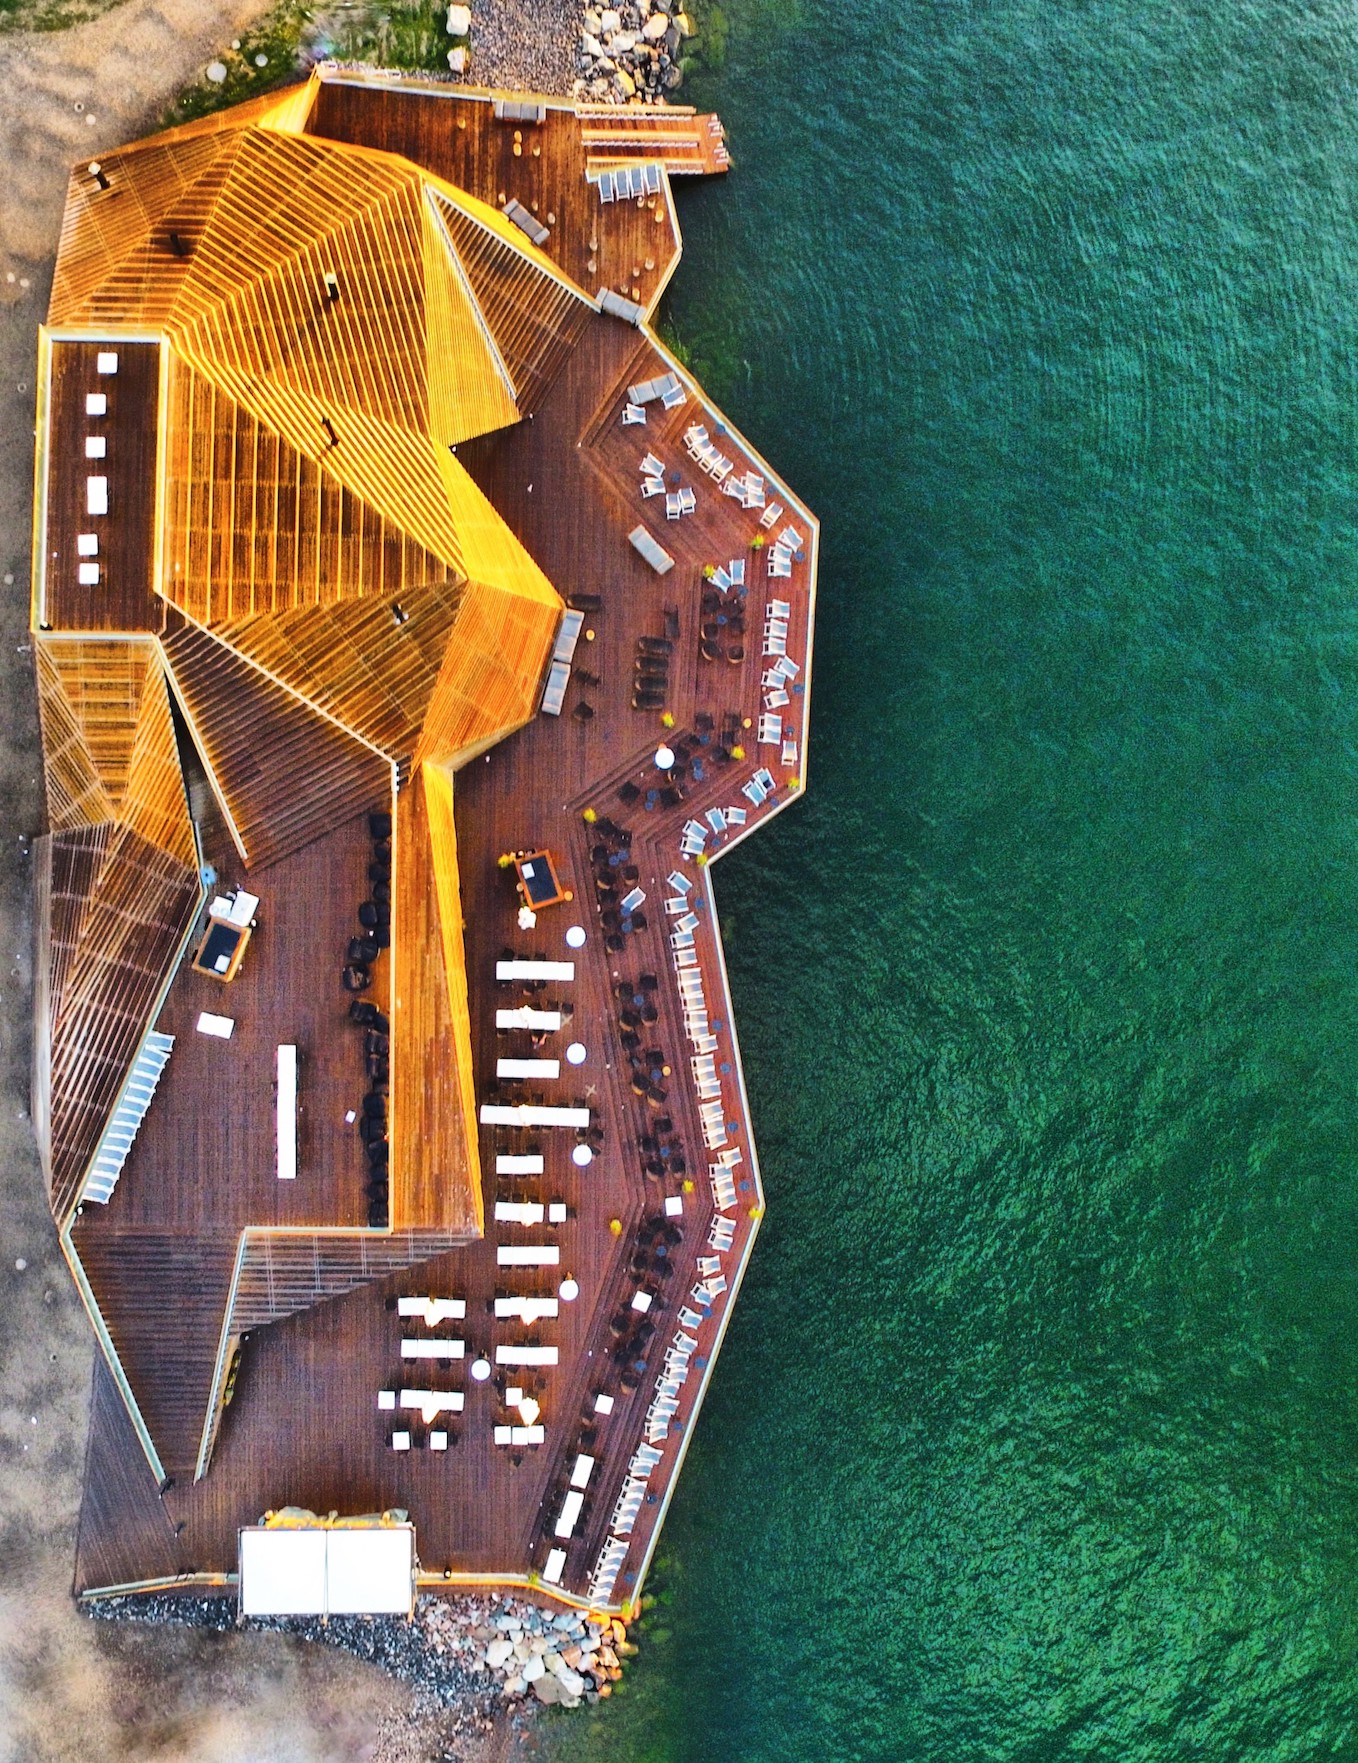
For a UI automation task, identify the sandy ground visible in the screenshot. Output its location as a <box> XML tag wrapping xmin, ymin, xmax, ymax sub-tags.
<box><xmin>0</xmin><ymin>5</ymin><xmax>529</xmax><ymax>1760</ymax></box>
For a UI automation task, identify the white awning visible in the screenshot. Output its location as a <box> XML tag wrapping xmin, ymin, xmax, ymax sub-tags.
<box><xmin>238</xmin><ymin>1528</ymin><xmax>326</xmax><ymax>1615</ymax></box>
<box><xmin>239</xmin><ymin>1524</ymin><xmax>414</xmax><ymax>1617</ymax></box>
<box><xmin>326</xmin><ymin>1528</ymin><xmax>415</xmax><ymax>1615</ymax></box>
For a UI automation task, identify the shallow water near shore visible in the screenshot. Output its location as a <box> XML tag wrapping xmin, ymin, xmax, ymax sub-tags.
<box><xmin>544</xmin><ymin>1</ymin><xmax>1358</xmax><ymax>1758</ymax></box>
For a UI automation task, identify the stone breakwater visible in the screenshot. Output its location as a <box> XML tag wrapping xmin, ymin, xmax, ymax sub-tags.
<box><xmin>475</xmin><ymin>1600</ymin><xmax>633</xmax><ymax>1706</ymax></box>
<box><xmin>573</xmin><ymin>0</ymin><xmax>693</xmax><ymax>102</ymax></box>
<box><xmin>87</xmin><ymin>1588</ymin><xmax>634</xmax><ymax>1716</ymax></box>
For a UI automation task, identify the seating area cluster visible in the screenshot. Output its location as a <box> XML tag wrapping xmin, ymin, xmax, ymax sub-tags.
<box><xmin>379</xmin><ymin>1294</ymin><xmax>467</xmax><ymax>1451</ymax></box>
<box><xmin>638</xmin><ymin>450</ymin><xmax>698</xmax><ymax>522</ymax></box>
<box><xmin>344</xmin><ymin>810</ymin><xmax>395</xmax><ymax>1227</ymax></box>
<box><xmin>589</xmin><ymin>819</ymin><xmax>647</xmax><ymax>954</ymax></box>
<box><xmin>539</xmin><ymin>1182</ymin><xmax>687</xmax><ymax>1584</ymax></box>
<box><xmin>632</xmin><ymin>632</ymin><xmax>671</xmax><ymax>710</ymax></box>
<box><xmin>699</xmin><ymin>565</ymin><xmax>747</xmax><ymax>664</ymax></box>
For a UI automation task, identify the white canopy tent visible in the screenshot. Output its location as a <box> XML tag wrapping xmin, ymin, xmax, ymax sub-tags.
<box><xmin>238</xmin><ymin>1523</ymin><xmax>414</xmax><ymax>1617</ymax></box>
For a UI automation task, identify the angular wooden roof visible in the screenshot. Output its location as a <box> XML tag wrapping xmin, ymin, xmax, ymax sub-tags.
<box><xmin>31</xmin><ymin>86</ymin><xmax>590</xmax><ymax>1480</ymax></box>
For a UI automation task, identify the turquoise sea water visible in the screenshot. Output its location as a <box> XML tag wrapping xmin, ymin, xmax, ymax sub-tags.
<box><xmin>547</xmin><ymin>4</ymin><xmax>1358</xmax><ymax>1758</ymax></box>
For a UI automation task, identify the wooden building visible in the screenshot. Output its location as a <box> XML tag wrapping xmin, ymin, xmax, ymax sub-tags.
<box><xmin>31</xmin><ymin>68</ymin><xmax>817</xmax><ymax>1614</ymax></box>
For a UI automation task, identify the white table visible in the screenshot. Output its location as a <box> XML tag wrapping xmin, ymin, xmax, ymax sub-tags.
<box><xmin>554</xmin><ymin>1488</ymin><xmax>585</xmax><ymax>1538</ymax></box>
<box><xmin>480</xmin><ymin>1104</ymin><xmax>591</xmax><ymax>1128</ymax></box>
<box><xmin>398</xmin><ymin>1389</ymin><xmax>465</xmax><ymax>1421</ymax></box>
<box><xmin>496</xmin><ymin>1007</ymin><xmax>563</xmax><ymax>1030</ymax></box>
<box><xmin>400</xmin><ymin>1339</ymin><xmax>465</xmax><ymax>1360</ymax></box>
<box><xmin>494</xmin><ymin>1202</ymin><xmax>546</xmax><ymax>1225</ymax></box>
<box><xmin>495</xmin><ymin>1345</ymin><xmax>558</xmax><ymax>1367</ymax></box>
<box><xmin>497</xmin><ymin>1245</ymin><xmax>559</xmax><ymax>1266</ymax></box>
<box><xmin>494</xmin><ymin>1296</ymin><xmax>559</xmax><ymax>1322</ymax></box>
<box><xmin>397</xmin><ymin>1296</ymin><xmax>466</xmax><ymax>1326</ymax></box>
<box><xmin>497</xmin><ymin>1057</ymin><xmax>561</xmax><ymax>1079</ymax></box>
<box><xmin>493</xmin><ymin>1423</ymin><xmax>547</xmax><ymax>1444</ymax></box>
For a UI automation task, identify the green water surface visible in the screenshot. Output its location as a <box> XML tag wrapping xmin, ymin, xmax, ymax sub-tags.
<box><xmin>547</xmin><ymin>3</ymin><xmax>1358</xmax><ymax>1756</ymax></box>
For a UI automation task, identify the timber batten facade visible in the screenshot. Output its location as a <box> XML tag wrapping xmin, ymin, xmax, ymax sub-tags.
<box><xmin>32</xmin><ymin>69</ymin><xmax>816</xmax><ymax>1614</ymax></box>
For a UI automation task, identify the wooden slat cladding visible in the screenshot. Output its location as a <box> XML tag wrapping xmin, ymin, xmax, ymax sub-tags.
<box><xmin>161</xmin><ymin>617</ymin><xmax>391</xmax><ymax>869</ymax></box>
<box><xmin>37</xmin><ymin>638</ymin><xmax>194</xmax><ymax>867</ymax></box>
<box><xmin>32</xmin><ymin>829</ymin><xmax>112</xmax><ymax>1196</ymax></box>
<box><xmin>229</xmin><ymin>1226</ymin><xmax>471</xmax><ymax>1335</ymax></box>
<box><xmin>165</xmin><ymin>130</ymin><xmax>516</xmax><ymax>444</ymax></box>
<box><xmin>122</xmin><ymin>660</ymin><xmax>197</xmax><ymax>867</ymax></box>
<box><xmin>43</xmin><ymin>824</ymin><xmax>113</xmax><ymax>1029</ymax></box>
<box><xmin>47</xmin><ymin>827</ymin><xmax>200</xmax><ymax>1222</ymax></box>
<box><xmin>41</xmin><ymin>339</ymin><xmax>163</xmax><ymax>635</ymax></box>
<box><xmin>38</xmin><ymin>639</ymin><xmax>151</xmax><ymax>808</ymax></box>
<box><xmin>49</xmin><ymin>131</ymin><xmax>243</xmax><ymax>325</ymax></box>
<box><xmin>49</xmin><ymin>83</ymin><xmax>322</xmax><ymax>328</ymax></box>
<box><xmin>35</xmin><ymin>644</ymin><xmax>116</xmax><ymax>832</ymax></box>
<box><xmin>161</xmin><ymin>352</ymin><xmax>466</xmax><ymax>624</ymax></box>
<box><xmin>214</xmin><ymin>584</ymin><xmax>465</xmax><ymax>761</ymax></box>
<box><xmin>432</xmin><ymin>193</ymin><xmax>592</xmax><ymax>412</ymax></box>
<box><xmin>170</xmin><ymin>331</ymin><xmax>472</xmax><ymax>591</ymax></box>
<box><xmin>390</xmin><ymin>764</ymin><xmax>480</xmax><ymax>1233</ymax></box>
<box><xmin>75</xmin><ymin>1359</ymin><xmax>183</xmax><ymax>1591</ymax></box>
<box><xmin>70</xmin><ymin>1228</ymin><xmax>238</xmax><ymax>1474</ymax></box>
<box><xmin>305</xmin><ymin>79</ymin><xmax>687</xmax><ymax>319</ymax></box>
<box><xmin>416</xmin><ymin>577</ymin><xmax>560</xmax><ymax>768</ymax></box>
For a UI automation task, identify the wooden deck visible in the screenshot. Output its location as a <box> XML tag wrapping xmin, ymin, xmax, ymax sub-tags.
<box><xmin>37</xmin><ymin>338</ymin><xmax>164</xmax><ymax>635</ymax></box>
<box><xmin>66</xmin><ymin>71</ymin><xmax>816</xmax><ymax>1611</ymax></box>
<box><xmin>74</xmin><ymin>301</ymin><xmax>816</xmax><ymax>1605</ymax></box>
<box><xmin>307</xmin><ymin>78</ymin><xmax>691</xmax><ymax>318</ymax></box>
<box><xmin>98</xmin><ymin>808</ymin><xmax>376</xmax><ymax>1235</ymax></box>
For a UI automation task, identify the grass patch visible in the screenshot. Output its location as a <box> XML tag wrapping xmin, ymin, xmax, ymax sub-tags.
<box><xmin>0</xmin><ymin>0</ymin><xmax>122</xmax><ymax>32</ymax></box>
<box><xmin>160</xmin><ymin>0</ymin><xmax>457</xmax><ymax>129</ymax></box>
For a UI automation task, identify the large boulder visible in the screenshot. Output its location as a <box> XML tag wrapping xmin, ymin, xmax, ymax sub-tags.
<box><xmin>642</xmin><ymin>12</ymin><xmax>668</xmax><ymax>38</ymax></box>
<box><xmin>445</xmin><ymin>2</ymin><xmax>471</xmax><ymax>33</ymax></box>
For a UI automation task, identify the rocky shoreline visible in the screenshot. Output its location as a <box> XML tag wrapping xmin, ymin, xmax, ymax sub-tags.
<box><xmin>572</xmin><ymin>0</ymin><xmax>693</xmax><ymax>103</ymax></box>
<box><xmin>434</xmin><ymin>0</ymin><xmax>698</xmax><ymax>103</ymax></box>
<box><xmin>88</xmin><ymin>1587</ymin><xmax>635</xmax><ymax>1730</ymax></box>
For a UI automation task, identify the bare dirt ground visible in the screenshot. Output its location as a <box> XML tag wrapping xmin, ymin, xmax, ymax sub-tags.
<box><xmin>0</xmin><ymin>5</ymin><xmax>533</xmax><ymax>1760</ymax></box>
